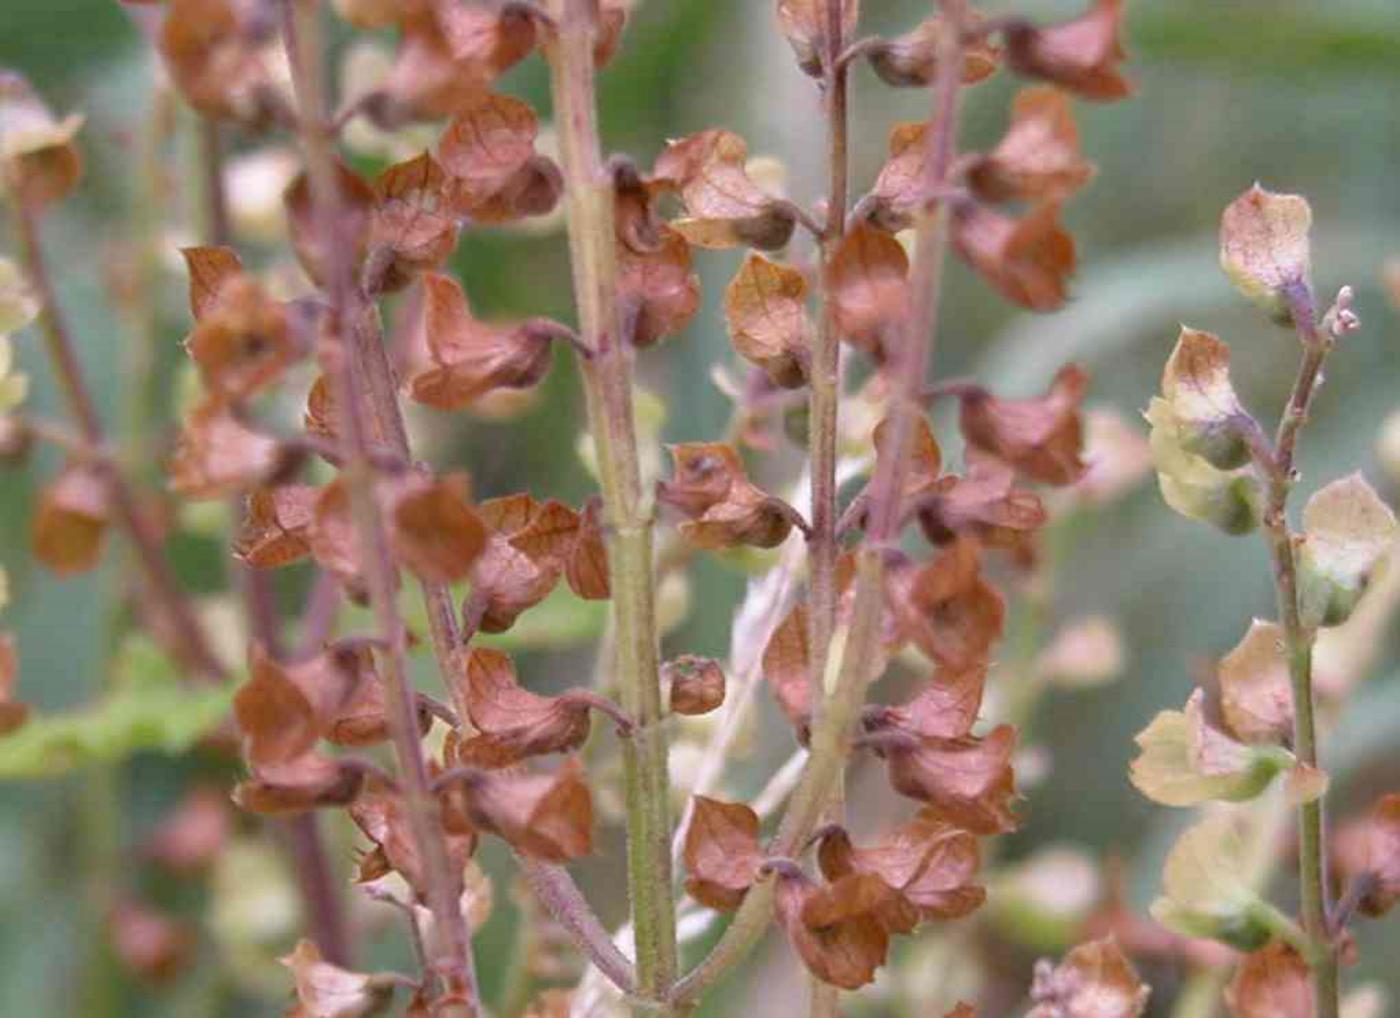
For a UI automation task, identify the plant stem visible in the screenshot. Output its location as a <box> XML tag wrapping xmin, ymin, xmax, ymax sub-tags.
<box><xmin>543</xmin><ymin>2</ymin><xmax>678</xmax><ymax>1011</ymax></box>
<box><xmin>280</xmin><ymin>1</ymin><xmax>477</xmax><ymax>1010</ymax></box>
<box><xmin>671</xmin><ymin>1</ymin><xmax>968</xmax><ymax>1004</ymax></box>
<box><xmin>806</xmin><ymin>0</ymin><xmax>851</xmax><ymax>713</ymax></box>
<box><xmin>9</xmin><ymin>200</ymin><xmax>227</xmax><ymax>682</ymax></box>
<box><xmin>1254</xmin><ymin>288</ymin><xmax>1338</xmax><ymax>1018</ymax></box>
<box><xmin>806</xmin><ymin>6</ymin><xmax>851</xmax><ymax>1015</ymax></box>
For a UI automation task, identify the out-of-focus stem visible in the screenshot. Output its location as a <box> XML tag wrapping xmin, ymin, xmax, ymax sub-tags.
<box><xmin>9</xmin><ymin>198</ymin><xmax>226</xmax><ymax>683</ymax></box>
<box><xmin>281</xmin><ymin>0</ymin><xmax>476</xmax><ymax>1010</ymax></box>
<box><xmin>543</xmin><ymin>3</ymin><xmax>679</xmax><ymax>1012</ymax></box>
<box><xmin>671</xmin><ymin>1</ymin><xmax>968</xmax><ymax>1004</ymax></box>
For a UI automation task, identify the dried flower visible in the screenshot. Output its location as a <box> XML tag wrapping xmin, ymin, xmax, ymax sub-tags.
<box><xmin>1003</xmin><ymin>0</ymin><xmax>1133</xmax><ymax>102</ymax></box>
<box><xmin>1028</xmin><ymin>936</ymin><xmax>1150</xmax><ymax>1018</ymax></box>
<box><xmin>958</xmin><ymin>365</ymin><xmax>1089</xmax><ymax>486</ymax></box>
<box><xmin>966</xmin><ymin>87</ymin><xmax>1096</xmax><ymax>204</ymax></box>
<box><xmin>724</xmin><ymin>252</ymin><xmax>811</xmax><ymax>389</ymax></box>
<box><xmin>652</xmin><ymin>129</ymin><xmax>796</xmax><ymax>251</ymax></box>
<box><xmin>952</xmin><ymin>200</ymin><xmax>1076</xmax><ymax>311</ymax></box>
<box><xmin>683</xmin><ymin>796</ymin><xmax>764</xmax><ymax>911</ymax></box>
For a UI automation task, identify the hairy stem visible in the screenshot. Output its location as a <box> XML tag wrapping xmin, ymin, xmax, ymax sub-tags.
<box><xmin>806</xmin><ymin>5</ymin><xmax>852</xmax><ymax>1015</ymax></box>
<box><xmin>281</xmin><ymin>1</ymin><xmax>477</xmax><ymax>1010</ymax></box>
<box><xmin>544</xmin><ymin>1</ymin><xmax>678</xmax><ymax>1010</ymax></box>
<box><xmin>671</xmin><ymin>1</ymin><xmax>968</xmax><ymax>1004</ymax></box>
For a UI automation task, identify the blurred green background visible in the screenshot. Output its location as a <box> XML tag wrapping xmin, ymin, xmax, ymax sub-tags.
<box><xmin>2</xmin><ymin>0</ymin><xmax>1399</xmax><ymax>1015</ymax></box>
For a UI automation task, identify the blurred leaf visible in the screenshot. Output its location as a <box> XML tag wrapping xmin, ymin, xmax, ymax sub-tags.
<box><xmin>0</xmin><ymin>636</ymin><xmax>234</xmax><ymax>778</ymax></box>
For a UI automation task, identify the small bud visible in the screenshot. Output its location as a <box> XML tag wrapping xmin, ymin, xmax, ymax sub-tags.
<box><xmin>664</xmin><ymin>655</ymin><xmax>726</xmax><ymax>716</ymax></box>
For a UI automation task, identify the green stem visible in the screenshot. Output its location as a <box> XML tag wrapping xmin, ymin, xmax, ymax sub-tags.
<box><xmin>1253</xmin><ymin>290</ymin><xmax>1338</xmax><ymax>1018</ymax></box>
<box><xmin>671</xmin><ymin>1</ymin><xmax>968</xmax><ymax>1004</ymax></box>
<box><xmin>543</xmin><ymin>3</ymin><xmax>678</xmax><ymax>1011</ymax></box>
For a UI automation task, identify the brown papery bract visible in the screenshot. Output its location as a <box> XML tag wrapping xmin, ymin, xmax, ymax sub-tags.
<box><xmin>762</xmin><ymin>602</ymin><xmax>814</xmax><ymax>738</ymax></box>
<box><xmin>234</xmin><ymin>643</ymin><xmax>357</xmax><ymax>767</ymax></box>
<box><xmin>404</xmin><ymin>272</ymin><xmax>557</xmax><ymax>411</ymax></box>
<box><xmin>966</xmin><ymin>86</ymin><xmax>1097</xmax><ymax>204</ymax></box>
<box><xmin>952</xmin><ymin>200</ymin><xmax>1076</xmax><ymax>312</ymax></box>
<box><xmin>32</xmin><ymin>462</ymin><xmax>111</xmax><ymax>575</ymax></box>
<box><xmin>1351</xmin><ymin>792</ymin><xmax>1400</xmax><ymax>918</ymax></box>
<box><xmin>724</xmin><ymin>252</ymin><xmax>811</xmax><ymax>389</ymax></box>
<box><xmin>437</xmin><ymin>92</ymin><xmax>562</xmax><ymax>224</ymax></box>
<box><xmin>664</xmin><ymin>655</ymin><xmax>726</xmax><ymax>716</ymax></box>
<box><xmin>382</xmin><ymin>1</ymin><xmax>537</xmax><ymax>121</ymax></box>
<box><xmin>1223</xmin><ymin>940</ymin><xmax>1310</xmax><ymax>1018</ymax></box>
<box><xmin>450</xmin><ymin>647</ymin><xmax>601</xmax><ymax>768</ymax></box>
<box><xmin>284</xmin><ymin>163</ymin><xmax>375</xmax><ymax>288</ymax></box>
<box><xmin>1003</xmin><ymin>0</ymin><xmax>1134</xmax><ymax>102</ymax></box>
<box><xmin>875</xmin><ymin>722</ymin><xmax>1019</xmax><ymax>835</ymax></box>
<box><xmin>867</xmin><ymin>661</ymin><xmax>988</xmax><ymax>741</ymax></box>
<box><xmin>1028</xmin><ymin>936</ymin><xmax>1150</xmax><ymax>1017</ymax></box>
<box><xmin>0</xmin><ymin>633</ymin><xmax>28</xmax><ymax>735</ymax></box>
<box><xmin>775</xmin><ymin>0</ymin><xmax>859</xmax><ymax>78</ymax></box>
<box><xmin>652</xmin><ymin>129</ymin><xmax>796</xmax><ymax>251</ymax></box>
<box><xmin>0</xmin><ymin>71</ymin><xmax>83</xmax><ymax>206</ymax></box>
<box><xmin>386</xmin><ymin>472</ymin><xmax>488</xmax><ymax>585</ymax></box>
<box><xmin>447</xmin><ymin>759</ymin><xmax>593</xmax><ymax>863</ymax></box>
<box><xmin>817</xmin><ymin>811</ymin><xmax>986</xmax><ymax>928</ymax></box>
<box><xmin>234</xmin><ymin>484</ymin><xmax>318</xmax><ymax>568</ymax></box>
<box><xmin>772</xmin><ymin>868</ymin><xmax>894</xmax><ymax>990</ymax></box>
<box><xmin>958</xmin><ymin>364</ymin><xmax>1090</xmax><ymax>486</ymax></box>
<box><xmin>825</xmin><ymin>223</ymin><xmax>910</xmax><ymax>362</ymax></box>
<box><xmin>369</xmin><ymin>152</ymin><xmax>462</xmax><ymax>291</ymax></box>
<box><xmin>169</xmin><ymin>398</ymin><xmax>285</xmax><ymax>501</ymax></box>
<box><xmin>617</xmin><ymin>223</ymin><xmax>701</xmax><ymax>347</ymax></box>
<box><xmin>351</xmin><ymin>780</ymin><xmax>476</xmax><ymax>901</ymax></box>
<box><xmin>898</xmin><ymin>538</ymin><xmax>1006</xmax><ymax>672</ymax></box>
<box><xmin>508</xmin><ymin>497</ymin><xmax>611</xmax><ymax>600</ymax></box>
<box><xmin>468</xmin><ymin>494</ymin><xmax>566</xmax><ymax>633</ymax></box>
<box><xmin>657</xmin><ymin>442</ymin><xmax>803</xmax><ymax>550</ymax></box>
<box><xmin>233</xmin><ymin>752</ymin><xmax>366</xmax><ymax>815</ymax></box>
<box><xmin>157</xmin><ymin>0</ymin><xmax>279</xmax><ymax>122</ymax></box>
<box><xmin>182</xmin><ymin>271</ymin><xmax>299</xmax><ymax>400</ymax></box>
<box><xmin>683</xmin><ymin>796</ymin><xmax>764</xmax><ymax>911</ymax></box>
<box><xmin>867</xmin><ymin>11</ymin><xmax>1001</xmax><ymax>89</ymax></box>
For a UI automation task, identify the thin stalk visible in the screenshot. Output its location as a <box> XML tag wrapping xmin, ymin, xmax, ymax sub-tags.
<box><xmin>806</xmin><ymin>5</ymin><xmax>851</xmax><ymax>1014</ymax></box>
<box><xmin>280</xmin><ymin>0</ymin><xmax>477</xmax><ymax>1010</ymax></box>
<box><xmin>806</xmin><ymin>0</ymin><xmax>851</xmax><ymax>710</ymax></box>
<box><xmin>9</xmin><ymin>200</ymin><xmax>227</xmax><ymax>682</ymax></box>
<box><xmin>671</xmin><ymin>1</ymin><xmax>968</xmax><ymax>1004</ymax></box>
<box><xmin>1253</xmin><ymin>288</ymin><xmax>1338</xmax><ymax>1018</ymax></box>
<box><xmin>543</xmin><ymin>2</ymin><xmax>678</xmax><ymax>1010</ymax></box>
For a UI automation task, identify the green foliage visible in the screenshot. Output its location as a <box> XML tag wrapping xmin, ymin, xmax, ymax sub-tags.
<box><xmin>0</xmin><ymin>636</ymin><xmax>234</xmax><ymax>778</ymax></box>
